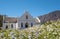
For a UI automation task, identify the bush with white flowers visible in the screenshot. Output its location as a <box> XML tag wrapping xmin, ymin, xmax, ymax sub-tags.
<box><xmin>0</xmin><ymin>20</ymin><xmax>60</xmax><ymax>39</ymax></box>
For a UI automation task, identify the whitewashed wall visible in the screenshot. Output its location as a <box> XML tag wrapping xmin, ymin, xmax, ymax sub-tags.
<box><xmin>3</xmin><ymin>23</ymin><xmax>18</xmax><ymax>30</ymax></box>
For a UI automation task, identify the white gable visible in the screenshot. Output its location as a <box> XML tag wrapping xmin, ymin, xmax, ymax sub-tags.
<box><xmin>19</xmin><ymin>11</ymin><xmax>34</xmax><ymax>20</ymax></box>
<box><xmin>17</xmin><ymin>11</ymin><xmax>35</xmax><ymax>29</ymax></box>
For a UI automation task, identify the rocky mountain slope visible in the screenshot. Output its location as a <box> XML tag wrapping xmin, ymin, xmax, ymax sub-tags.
<box><xmin>38</xmin><ymin>10</ymin><xmax>60</xmax><ymax>24</ymax></box>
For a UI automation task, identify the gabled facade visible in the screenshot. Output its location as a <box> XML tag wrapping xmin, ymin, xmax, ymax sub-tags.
<box><xmin>2</xmin><ymin>11</ymin><xmax>40</xmax><ymax>30</ymax></box>
<box><xmin>18</xmin><ymin>11</ymin><xmax>36</xmax><ymax>29</ymax></box>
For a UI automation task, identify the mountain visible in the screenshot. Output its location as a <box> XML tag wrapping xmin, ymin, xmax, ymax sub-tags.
<box><xmin>38</xmin><ymin>10</ymin><xmax>60</xmax><ymax>24</ymax></box>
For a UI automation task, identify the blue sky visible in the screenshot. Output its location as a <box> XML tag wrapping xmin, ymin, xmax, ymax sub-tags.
<box><xmin>0</xmin><ymin>0</ymin><xmax>60</xmax><ymax>17</ymax></box>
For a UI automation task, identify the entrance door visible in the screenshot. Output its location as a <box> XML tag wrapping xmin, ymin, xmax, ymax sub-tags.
<box><xmin>25</xmin><ymin>22</ymin><xmax>28</xmax><ymax>28</ymax></box>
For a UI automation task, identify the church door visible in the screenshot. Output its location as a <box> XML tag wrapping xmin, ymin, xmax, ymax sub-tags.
<box><xmin>25</xmin><ymin>22</ymin><xmax>28</xmax><ymax>28</ymax></box>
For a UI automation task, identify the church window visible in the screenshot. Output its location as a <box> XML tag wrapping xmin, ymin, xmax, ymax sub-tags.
<box><xmin>21</xmin><ymin>23</ymin><xmax>23</xmax><ymax>28</ymax></box>
<box><xmin>11</xmin><ymin>24</ymin><xmax>13</xmax><ymax>28</ymax></box>
<box><xmin>26</xmin><ymin>15</ymin><xmax>28</xmax><ymax>19</ymax></box>
<box><xmin>6</xmin><ymin>25</ymin><xmax>8</xmax><ymax>29</ymax></box>
<box><xmin>31</xmin><ymin>23</ymin><xmax>33</xmax><ymax>27</ymax></box>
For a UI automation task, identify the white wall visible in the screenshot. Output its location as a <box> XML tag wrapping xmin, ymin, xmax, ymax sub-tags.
<box><xmin>3</xmin><ymin>23</ymin><xmax>18</xmax><ymax>30</ymax></box>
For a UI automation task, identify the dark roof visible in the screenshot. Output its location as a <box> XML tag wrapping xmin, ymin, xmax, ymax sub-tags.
<box><xmin>4</xmin><ymin>17</ymin><xmax>17</xmax><ymax>23</ymax></box>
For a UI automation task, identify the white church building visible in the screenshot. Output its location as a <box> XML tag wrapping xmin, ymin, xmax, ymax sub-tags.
<box><xmin>2</xmin><ymin>11</ymin><xmax>40</xmax><ymax>30</ymax></box>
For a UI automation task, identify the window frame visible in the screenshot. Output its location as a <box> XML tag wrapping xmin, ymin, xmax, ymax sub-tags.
<box><xmin>26</xmin><ymin>15</ymin><xmax>28</xmax><ymax>19</ymax></box>
<box><xmin>21</xmin><ymin>23</ymin><xmax>23</xmax><ymax>28</ymax></box>
<box><xmin>11</xmin><ymin>24</ymin><xmax>13</xmax><ymax>28</ymax></box>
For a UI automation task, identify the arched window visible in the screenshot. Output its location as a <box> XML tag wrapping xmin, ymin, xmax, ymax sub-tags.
<box><xmin>31</xmin><ymin>23</ymin><xmax>33</xmax><ymax>27</ymax></box>
<box><xmin>6</xmin><ymin>25</ymin><xmax>8</xmax><ymax>29</ymax></box>
<box><xmin>21</xmin><ymin>23</ymin><xmax>23</xmax><ymax>28</ymax></box>
<box><xmin>26</xmin><ymin>15</ymin><xmax>28</xmax><ymax>19</ymax></box>
<box><xmin>11</xmin><ymin>24</ymin><xmax>13</xmax><ymax>28</ymax></box>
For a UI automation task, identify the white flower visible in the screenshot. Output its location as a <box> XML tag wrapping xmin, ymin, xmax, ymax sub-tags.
<box><xmin>3</xmin><ymin>37</ymin><xmax>6</xmax><ymax>39</ymax></box>
<box><xmin>44</xmin><ymin>36</ymin><xmax>46</xmax><ymax>38</ymax></box>
<box><xmin>59</xmin><ymin>33</ymin><xmax>60</xmax><ymax>35</ymax></box>
<box><xmin>53</xmin><ymin>32</ymin><xmax>57</xmax><ymax>35</ymax></box>
<box><xmin>28</xmin><ymin>34</ymin><xmax>31</xmax><ymax>39</ymax></box>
